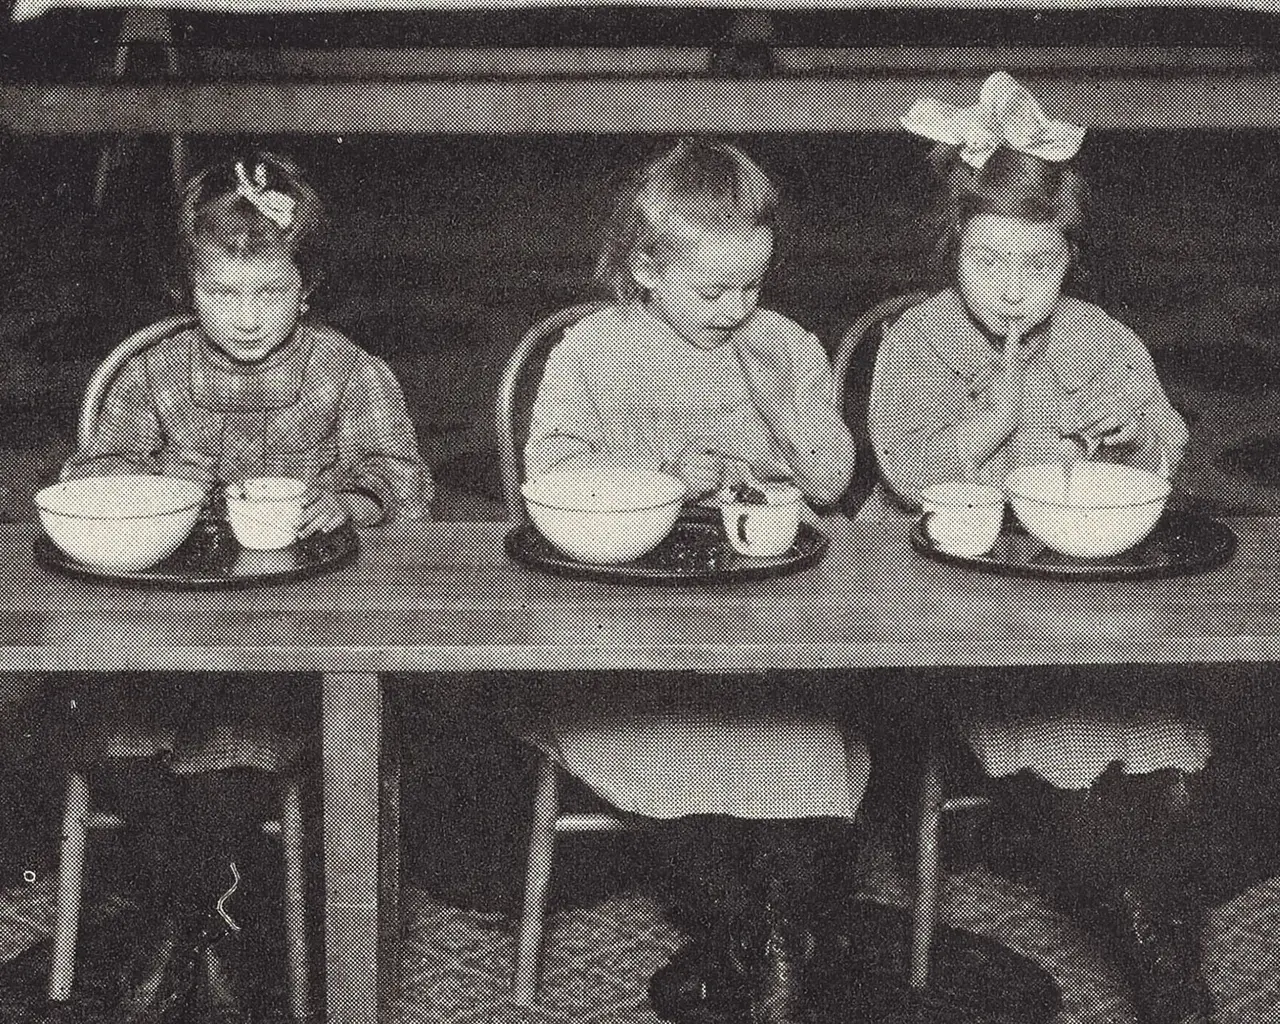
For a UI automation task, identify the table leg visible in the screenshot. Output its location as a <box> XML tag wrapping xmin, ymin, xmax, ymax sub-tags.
<box><xmin>322</xmin><ymin>671</ymin><xmax>382</xmax><ymax>1024</ymax></box>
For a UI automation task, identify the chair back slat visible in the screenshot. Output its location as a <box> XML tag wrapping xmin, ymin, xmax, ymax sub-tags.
<box><xmin>495</xmin><ymin>302</ymin><xmax>610</xmax><ymax>523</ymax></box>
<box><xmin>77</xmin><ymin>315</ymin><xmax>197</xmax><ymax>450</ymax></box>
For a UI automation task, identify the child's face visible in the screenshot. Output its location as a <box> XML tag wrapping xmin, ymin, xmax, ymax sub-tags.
<box><xmin>633</xmin><ymin>225</ymin><xmax>773</xmax><ymax>349</ymax></box>
<box><xmin>956</xmin><ymin>214</ymin><xmax>1071</xmax><ymax>340</ymax></box>
<box><xmin>190</xmin><ymin>244</ymin><xmax>304</xmax><ymax>364</ymax></box>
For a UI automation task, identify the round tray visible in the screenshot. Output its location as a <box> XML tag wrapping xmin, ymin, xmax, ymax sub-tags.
<box><xmin>506</xmin><ymin>506</ymin><xmax>829</xmax><ymax>585</ymax></box>
<box><xmin>34</xmin><ymin>518</ymin><xmax>359</xmax><ymax>590</ymax></box>
<box><xmin>909</xmin><ymin>510</ymin><xmax>1237</xmax><ymax>581</ymax></box>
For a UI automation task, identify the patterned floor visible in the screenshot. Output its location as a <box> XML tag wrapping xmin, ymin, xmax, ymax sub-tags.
<box><xmin>0</xmin><ymin>852</ymin><xmax>1279</xmax><ymax>1022</ymax></box>
<box><xmin>385</xmin><ymin>858</ymin><xmax>1280</xmax><ymax>1024</ymax></box>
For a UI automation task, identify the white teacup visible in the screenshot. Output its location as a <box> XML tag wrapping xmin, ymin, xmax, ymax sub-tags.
<box><xmin>225</xmin><ymin>477</ymin><xmax>307</xmax><ymax>550</ymax></box>
<box><xmin>919</xmin><ymin>481</ymin><xmax>1005</xmax><ymax>557</ymax></box>
<box><xmin>721</xmin><ymin>482</ymin><xmax>803</xmax><ymax>558</ymax></box>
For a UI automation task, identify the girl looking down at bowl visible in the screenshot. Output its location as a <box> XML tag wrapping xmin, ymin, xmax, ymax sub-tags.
<box><xmin>864</xmin><ymin>73</ymin><xmax>1215</xmax><ymax>1024</ymax></box>
<box><xmin>58</xmin><ymin>150</ymin><xmax>429</xmax><ymax>1024</ymax></box>
<box><xmin>525</xmin><ymin>137</ymin><xmax>854</xmax><ymax>505</ymax></box>
<box><xmin>520</xmin><ymin>138</ymin><xmax>863</xmax><ymax>1024</ymax></box>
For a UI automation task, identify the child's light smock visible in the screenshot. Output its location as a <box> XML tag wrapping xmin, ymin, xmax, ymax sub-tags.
<box><xmin>60</xmin><ymin>318</ymin><xmax>432</xmax><ymax>774</ymax></box>
<box><xmin>863</xmin><ymin>289</ymin><xmax>1207</xmax><ymax>789</ymax></box>
<box><xmin>527</xmin><ymin>303</ymin><xmax>855</xmax><ymax>504</ymax></box>
<box><xmin>523</xmin><ymin>302</ymin><xmax>867</xmax><ymax>819</ymax></box>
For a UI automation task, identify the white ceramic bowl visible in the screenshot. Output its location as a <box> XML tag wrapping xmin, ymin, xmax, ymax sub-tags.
<box><xmin>35</xmin><ymin>474</ymin><xmax>207</xmax><ymax>570</ymax></box>
<box><xmin>523</xmin><ymin>463</ymin><xmax>686</xmax><ymax>564</ymax></box>
<box><xmin>1004</xmin><ymin>462</ymin><xmax>1171</xmax><ymax>559</ymax></box>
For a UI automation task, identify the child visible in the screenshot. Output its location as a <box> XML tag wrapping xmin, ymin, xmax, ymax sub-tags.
<box><xmin>61</xmin><ymin>150</ymin><xmax>431</xmax><ymax>1023</ymax></box>
<box><xmin>866</xmin><ymin>73</ymin><xmax>1213</xmax><ymax>1024</ymax></box>
<box><xmin>523</xmin><ymin>138</ymin><xmax>862</xmax><ymax>1024</ymax></box>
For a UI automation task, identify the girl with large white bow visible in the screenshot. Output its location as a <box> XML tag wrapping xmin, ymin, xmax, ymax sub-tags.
<box><xmin>865</xmin><ymin>73</ymin><xmax>1217</xmax><ymax>1024</ymax></box>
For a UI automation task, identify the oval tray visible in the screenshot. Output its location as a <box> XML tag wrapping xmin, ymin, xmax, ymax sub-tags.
<box><xmin>34</xmin><ymin>518</ymin><xmax>358</xmax><ymax>590</ymax></box>
<box><xmin>506</xmin><ymin>506</ymin><xmax>828</xmax><ymax>585</ymax></box>
<box><xmin>909</xmin><ymin>510</ymin><xmax>1237</xmax><ymax>581</ymax></box>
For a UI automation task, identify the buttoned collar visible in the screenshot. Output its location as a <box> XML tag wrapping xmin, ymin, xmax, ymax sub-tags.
<box><xmin>188</xmin><ymin>323</ymin><xmax>315</xmax><ymax>411</ymax></box>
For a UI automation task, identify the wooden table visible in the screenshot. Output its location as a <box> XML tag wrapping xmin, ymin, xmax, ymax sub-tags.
<box><xmin>1</xmin><ymin>516</ymin><xmax>1277</xmax><ymax>1023</ymax></box>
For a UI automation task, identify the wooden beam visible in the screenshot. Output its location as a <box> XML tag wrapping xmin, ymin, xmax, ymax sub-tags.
<box><xmin>147</xmin><ymin>45</ymin><xmax>1278</xmax><ymax>78</ymax></box>
<box><xmin>7</xmin><ymin>74</ymin><xmax>1280</xmax><ymax>134</ymax></box>
<box><xmin>13</xmin><ymin>0</ymin><xmax>1280</xmax><ymax>18</ymax></box>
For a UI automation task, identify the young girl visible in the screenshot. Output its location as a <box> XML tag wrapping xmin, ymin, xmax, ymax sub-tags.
<box><xmin>524</xmin><ymin>138</ymin><xmax>862</xmax><ymax>1024</ymax></box>
<box><xmin>61</xmin><ymin>150</ymin><xmax>431</xmax><ymax>1023</ymax></box>
<box><xmin>865</xmin><ymin>73</ymin><xmax>1213</xmax><ymax>1024</ymax></box>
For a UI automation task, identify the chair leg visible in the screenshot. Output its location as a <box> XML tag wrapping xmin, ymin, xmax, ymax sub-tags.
<box><xmin>49</xmin><ymin>771</ymin><xmax>91</xmax><ymax>1002</ymax></box>
<box><xmin>281</xmin><ymin>777</ymin><xmax>310</xmax><ymax>1021</ymax></box>
<box><xmin>513</xmin><ymin>755</ymin><xmax>560</xmax><ymax>1006</ymax></box>
<box><xmin>910</xmin><ymin>746</ymin><xmax>945</xmax><ymax>992</ymax></box>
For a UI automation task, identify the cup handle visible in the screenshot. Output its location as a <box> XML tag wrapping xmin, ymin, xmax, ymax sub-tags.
<box><xmin>919</xmin><ymin>510</ymin><xmax>936</xmax><ymax>546</ymax></box>
<box><xmin>737</xmin><ymin>512</ymin><xmax>750</xmax><ymax>544</ymax></box>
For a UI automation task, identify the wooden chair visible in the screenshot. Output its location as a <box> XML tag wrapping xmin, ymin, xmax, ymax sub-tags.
<box><xmin>832</xmin><ymin>291</ymin><xmax>930</xmax><ymax>516</ymax></box>
<box><xmin>833</xmin><ymin>292</ymin><xmax>991</xmax><ymax>992</ymax></box>
<box><xmin>50</xmin><ymin>316</ymin><xmax>311</xmax><ymax>1020</ymax></box>
<box><xmin>496</xmin><ymin>301</ymin><xmax>634</xmax><ymax>1005</ymax></box>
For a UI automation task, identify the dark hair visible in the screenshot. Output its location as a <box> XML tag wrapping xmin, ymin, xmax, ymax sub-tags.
<box><xmin>923</xmin><ymin>145</ymin><xmax>1090</xmax><ymax>284</ymax></box>
<box><xmin>594</xmin><ymin>138</ymin><xmax>779</xmax><ymax>302</ymax></box>
<box><xmin>175</xmin><ymin>150</ymin><xmax>326</xmax><ymax>304</ymax></box>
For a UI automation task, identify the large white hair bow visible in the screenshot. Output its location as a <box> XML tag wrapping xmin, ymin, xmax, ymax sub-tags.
<box><xmin>235</xmin><ymin>161</ymin><xmax>296</xmax><ymax>230</ymax></box>
<box><xmin>901</xmin><ymin>71</ymin><xmax>1085</xmax><ymax>171</ymax></box>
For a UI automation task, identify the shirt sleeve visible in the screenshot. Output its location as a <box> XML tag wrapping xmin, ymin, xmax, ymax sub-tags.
<box><xmin>868</xmin><ymin>319</ymin><xmax>990</xmax><ymax>506</ymax></box>
<box><xmin>761</xmin><ymin>326</ymin><xmax>855</xmax><ymax>506</ymax></box>
<box><xmin>1106</xmin><ymin>329</ymin><xmax>1190</xmax><ymax>476</ymax></box>
<box><xmin>524</xmin><ymin>335</ymin><xmax>607</xmax><ymax>479</ymax></box>
<box><xmin>61</xmin><ymin>355</ymin><xmax>215</xmax><ymax>484</ymax></box>
<box><xmin>335</xmin><ymin>356</ymin><xmax>433</xmax><ymax>524</ymax></box>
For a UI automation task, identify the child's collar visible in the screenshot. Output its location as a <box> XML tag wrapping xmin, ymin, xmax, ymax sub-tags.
<box><xmin>188</xmin><ymin>324</ymin><xmax>315</xmax><ymax>412</ymax></box>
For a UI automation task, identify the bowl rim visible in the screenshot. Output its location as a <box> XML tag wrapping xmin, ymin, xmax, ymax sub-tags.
<box><xmin>522</xmin><ymin>467</ymin><xmax>687</xmax><ymax>513</ymax></box>
<box><xmin>524</xmin><ymin>492</ymin><xmax>685</xmax><ymax>514</ymax></box>
<box><xmin>1004</xmin><ymin>463</ymin><xmax>1171</xmax><ymax>511</ymax></box>
<box><xmin>34</xmin><ymin>475</ymin><xmax>207</xmax><ymax>521</ymax></box>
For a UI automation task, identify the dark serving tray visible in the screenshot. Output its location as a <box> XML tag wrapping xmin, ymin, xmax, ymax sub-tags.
<box><xmin>909</xmin><ymin>510</ymin><xmax>1237</xmax><ymax>581</ymax></box>
<box><xmin>506</xmin><ymin>505</ymin><xmax>828</xmax><ymax>585</ymax></box>
<box><xmin>34</xmin><ymin>518</ymin><xmax>358</xmax><ymax>590</ymax></box>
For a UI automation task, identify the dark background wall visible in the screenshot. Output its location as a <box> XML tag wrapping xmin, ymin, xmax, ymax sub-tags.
<box><xmin>5</xmin><ymin>7</ymin><xmax>1280</xmax><ymax>518</ymax></box>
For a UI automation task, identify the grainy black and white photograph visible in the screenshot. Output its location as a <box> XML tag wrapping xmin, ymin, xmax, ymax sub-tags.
<box><xmin>5</xmin><ymin>2</ymin><xmax>1280</xmax><ymax>1023</ymax></box>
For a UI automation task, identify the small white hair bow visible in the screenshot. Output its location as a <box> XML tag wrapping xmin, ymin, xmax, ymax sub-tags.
<box><xmin>901</xmin><ymin>71</ymin><xmax>1085</xmax><ymax>171</ymax></box>
<box><xmin>234</xmin><ymin>161</ymin><xmax>296</xmax><ymax>230</ymax></box>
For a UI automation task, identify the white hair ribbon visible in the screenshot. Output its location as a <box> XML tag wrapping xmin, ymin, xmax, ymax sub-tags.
<box><xmin>901</xmin><ymin>71</ymin><xmax>1085</xmax><ymax>171</ymax></box>
<box><xmin>234</xmin><ymin>161</ymin><xmax>297</xmax><ymax>230</ymax></box>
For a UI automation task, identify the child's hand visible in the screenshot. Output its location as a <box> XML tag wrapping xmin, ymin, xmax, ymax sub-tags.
<box><xmin>990</xmin><ymin>325</ymin><xmax>1034</xmax><ymax>416</ymax></box>
<box><xmin>672</xmin><ymin>443</ymin><xmax>728</xmax><ymax>498</ymax></box>
<box><xmin>1060</xmin><ymin>380</ymin><xmax>1149</xmax><ymax>450</ymax></box>
<box><xmin>298</xmin><ymin>488</ymin><xmax>349</xmax><ymax>537</ymax></box>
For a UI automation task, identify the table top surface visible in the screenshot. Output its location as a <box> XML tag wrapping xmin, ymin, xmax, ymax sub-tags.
<box><xmin>3</xmin><ymin>517</ymin><xmax>1279</xmax><ymax>673</ymax></box>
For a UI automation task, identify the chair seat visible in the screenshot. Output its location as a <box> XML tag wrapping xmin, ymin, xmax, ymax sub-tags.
<box><xmin>552</xmin><ymin>710</ymin><xmax>870</xmax><ymax>820</ymax></box>
<box><xmin>967</xmin><ymin>712</ymin><xmax>1212</xmax><ymax>790</ymax></box>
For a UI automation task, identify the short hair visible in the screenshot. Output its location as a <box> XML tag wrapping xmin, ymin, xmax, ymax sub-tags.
<box><xmin>923</xmin><ymin>145</ymin><xmax>1090</xmax><ymax>284</ymax></box>
<box><xmin>594</xmin><ymin>138</ymin><xmax>779</xmax><ymax>302</ymax></box>
<box><xmin>176</xmin><ymin>150</ymin><xmax>326</xmax><ymax>300</ymax></box>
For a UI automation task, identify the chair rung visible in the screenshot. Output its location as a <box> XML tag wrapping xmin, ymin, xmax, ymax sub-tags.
<box><xmin>942</xmin><ymin>796</ymin><xmax>991</xmax><ymax>812</ymax></box>
<box><xmin>87</xmin><ymin>814</ymin><xmax>285</xmax><ymax>833</ymax></box>
<box><xmin>554</xmin><ymin>813</ymin><xmax>633</xmax><ymax>833</ymax></box>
